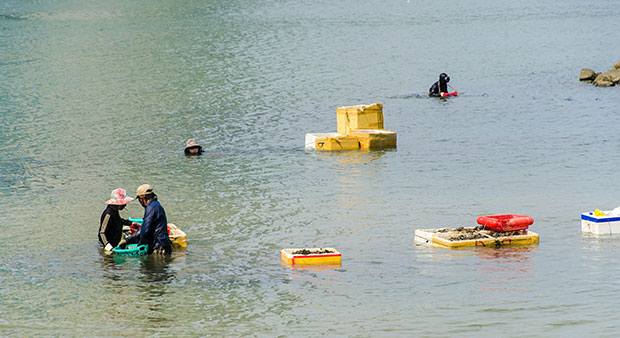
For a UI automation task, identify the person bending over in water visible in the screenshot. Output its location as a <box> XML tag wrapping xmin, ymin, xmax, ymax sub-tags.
<box><xmin>99</xmin><ymin>188</ymin><xmax>139</xmax><ymax>253</ymax></box>
<box><xmin>119</xmin><ymin>184</ymin><xmax>172</xmax><ymax>255</ymax></box>
<box><xmin>428</xmin><ymin>73</ymin><xmax>450</xmax><ymax>97</ymax></box>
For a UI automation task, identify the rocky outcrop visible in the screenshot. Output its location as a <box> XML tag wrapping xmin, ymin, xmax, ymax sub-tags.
<box><xmin>593</xmin><ymin>73</ymin><xmax>615</xmax><ymax>87</ymax></box>
<box><xmin>579</xmin><ymin>68</ymin><xmax>597</xmax><ymax>82</ymax></box>
<box><xmin>580</xmin><ymin>61</ymin><xmax>620</xmax><ymax>87</ymax></box>
<box><xmin>607</xmin><ymin>69</ymin><xmax>620</xmax><ymax>83</ymax></box>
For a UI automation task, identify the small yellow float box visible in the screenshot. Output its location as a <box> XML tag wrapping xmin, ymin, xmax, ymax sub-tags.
<box><xmin>337</xmin><ymin>103</ymin><xmax>384</xmax><ymax>135</ymax></box>
<box><xmin>281</xmin><ymin>248</ymin><xmax>341</xmax><ymax>266</ymax></box>
<box><xmin>414</xmin><ymin>227</ymin><xmax>539</xmax><ymax>249</ymax></box>
<box><xmin>168</xmin><ymin>223</ymin><xmax>187</xmax><ymax>249</ymax></box>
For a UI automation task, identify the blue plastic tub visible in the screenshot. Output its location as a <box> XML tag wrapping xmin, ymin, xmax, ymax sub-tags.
<box><xmin>128</xmin><ymin>218</ymin><xmax>143</xmax><ymax>225</ymax></box>
<box><xmin>113</xmin><ymin>244</ymin><xmax>148</xmax><ymax>256</ymax></box>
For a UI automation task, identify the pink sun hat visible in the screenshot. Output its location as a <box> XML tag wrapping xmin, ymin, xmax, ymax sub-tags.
<box><xmin>105</xmin><ymin>188</ymin><xmax>135</xmax><ymax>205</ymax></box>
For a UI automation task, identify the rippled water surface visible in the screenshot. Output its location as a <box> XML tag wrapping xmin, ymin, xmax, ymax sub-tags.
<box><xmin>2</xmin><ymin>0</ymin><xmax>620</xmax><ymax>336</ymax></box>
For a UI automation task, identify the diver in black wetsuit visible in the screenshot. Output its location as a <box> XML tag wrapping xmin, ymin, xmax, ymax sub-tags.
<box><xmin>428</xmin><ymin>73</ymin><xmax>450</xmax><ymax>97</ymax></box>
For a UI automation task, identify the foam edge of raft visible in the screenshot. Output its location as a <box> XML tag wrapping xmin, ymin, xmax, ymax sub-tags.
<box><xmin>280</xmin><ymin>248</ymin><xmax>341</xmax><ymax>265</ymax></box>
<box><xmin>414</xmin><ymin>228</ymin><xmax>539</xmax><ymax>248</ymax></box>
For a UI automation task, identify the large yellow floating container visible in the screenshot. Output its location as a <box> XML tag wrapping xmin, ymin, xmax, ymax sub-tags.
<box><xmin>414</xmin><ymin>228</ymin><xmax>539</xmax><ymax>249</ymax></box>
<box><xmin>281</xmin><ymin>248</ymin><xmax>341</xmax><ymax>266</ymax></box>
<box><xmin>337</xmin><ymin>103</ymin><xmax>384</xmax><ymax>136</ymax></box>
<box><xmin>348</xmin><ymin>129</ymin><xmax>397</xmax><ymax>150</ymax></box>
<box><xmin>306</xmin><ymin>102</ymin><xmax>396</xmax><ymax>151</ymax></box>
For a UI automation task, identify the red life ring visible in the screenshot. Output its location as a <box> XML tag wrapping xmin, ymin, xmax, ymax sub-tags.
<box><xmin>476</xmin><ymin>214</ymin><xmax>533</xmax><ymax>232</ymax></box>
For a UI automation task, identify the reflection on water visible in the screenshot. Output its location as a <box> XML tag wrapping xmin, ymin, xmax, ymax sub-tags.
<box><xmin>281</xmin><ymin>264</ymin><xmax>344</xmax><ymax>289</ymax></box>
<box><xmin>416</xmin><ymin>244</ymin><xmax>537</xmax><ymax>263</ymax></box>
<box><xmin>99</xmin><ymin>252</ymin><xmax>125</xmax><ymax>282</ymax></box>
<box><xmin>415</xmin><ymin>245</ymin><xmax>538</xmax><ymax>293</ymax></box>
<box><xmin>324</xmin><ymin>149</ymin><xmax>388</xmax><ymax>167</ymax></box>
<box><xmin>474</xmin><ymin>246</ymin><xmax>537</xmax><ymax>292</ymax></box>
<box><xmin>99</xmin><ymin>251</ymin><xmax>181</xmax><ymax>284</ymax></box>
<box><xmin>580</xmin><ymin>233</ymin><xmax>620</xmax><ymax>254</ymax></box>
<box><xmin>475</xmin><ymin>245</ymin><xmax>537</xmax><ymax>261</ymax></box>
<box><xmin>140</xmin><ymin>255</ymin><xmax>176</xmax><ymax>283</ymax></box>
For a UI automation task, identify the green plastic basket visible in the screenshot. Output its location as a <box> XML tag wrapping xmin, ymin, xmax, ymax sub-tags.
<box><xmin>113</xmin><ymin>244</ymin><xmax>148</xmax><ymax>256</ymax></box>
<box><xmin>128</xmin><ymin>217</ymin><xmax>143</xmax><ymax>225</ymax></box>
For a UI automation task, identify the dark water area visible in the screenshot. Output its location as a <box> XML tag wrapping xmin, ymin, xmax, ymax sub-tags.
<box><xmin>1</xmin><ymin>0</ymin><xmax>620</xmax><ymax>336</ymax></box>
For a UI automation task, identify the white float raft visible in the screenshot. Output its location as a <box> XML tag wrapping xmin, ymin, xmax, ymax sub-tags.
<box><xmin>581</xmin><ymin>211</ymin><xmax>620</xmax><ymax>235</ymax></box>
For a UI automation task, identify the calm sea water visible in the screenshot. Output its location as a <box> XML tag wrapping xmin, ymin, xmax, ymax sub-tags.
<box><xmin>2</xmin><ymin>0</ymin><xmax>620</xmax><ymax>336</ymax></box>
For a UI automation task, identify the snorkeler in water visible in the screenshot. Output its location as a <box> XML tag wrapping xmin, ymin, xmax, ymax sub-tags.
<box><xmin>428</xmin><ymin>73</ymin><xmax>450</xmax><ymax>97</ymax></box>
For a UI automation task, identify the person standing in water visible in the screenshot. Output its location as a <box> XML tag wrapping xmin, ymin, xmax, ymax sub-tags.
<box><xmin>120</xmin><ymin>184</ymin><xmax>172</xmax><ymax>255</ymax></box>
<box><xmin>428</xmin><ymin>73</ymin><xmax>451</xmax><ymax>97</ymax></box>
<box><xmin>99</xmin><ymin>188</ymin><xmax>139</xmax><ymax>253</ymax></box>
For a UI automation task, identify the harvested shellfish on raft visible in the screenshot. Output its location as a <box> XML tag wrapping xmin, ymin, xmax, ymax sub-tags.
<box><xmin>414</xmin><ymin>226</ymin><xmax>539</xmax><ymax>249</ymax></box>
<box><xmin>280</xmin><ymin>248</ymin><xmax>341</xmax><ymax>266</ymax></box>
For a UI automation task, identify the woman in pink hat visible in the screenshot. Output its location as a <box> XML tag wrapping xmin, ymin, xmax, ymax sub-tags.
<box><xmin>98</xmin><ymin>188</ymin><xmax>140</xmax><ymax>253</ymax></box>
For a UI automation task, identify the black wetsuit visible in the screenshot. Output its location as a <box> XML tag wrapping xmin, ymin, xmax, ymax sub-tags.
<box><xmin>428</xmin><ymin>78</ymin><xmax>449</xmax><ymax>97</ymax></box>
<box><xmin>184</xmin><ymin>147</ymin><xmax>204</xmax><ymax>155</ymax></box>
<box><xmin>99</xmin><ymin>205</ymin><xmax>132</xmax><ymax>248</ymax></box>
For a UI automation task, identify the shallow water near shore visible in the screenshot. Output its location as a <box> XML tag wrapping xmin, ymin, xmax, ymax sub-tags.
<box><xmin>2</xmin><ymin>0</ymin><xmax>620</xmax><ymax>336</ymax></box>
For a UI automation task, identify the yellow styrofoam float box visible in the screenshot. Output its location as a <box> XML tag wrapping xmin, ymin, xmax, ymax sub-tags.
<box><xmin>304</xmin><ymin>132</ymin><xmax>360</xmax><ymax>151</ymax></box>
<box><xmin>316</xmin><ymin>136</ymin><xmax>359</xmax><ymax>151</ymax></box>
<box><xmin>168</xmin><ymin>223</ymin><xmax>187</xmax><ymax>249</ymax></box>
<box><xmin>281</xmin><ymin>248</ymin><xmax>341</xmax><ymax>266</ymax></box>
<box><xmin>305</xmin><ymin>132</ymin><xmax>339</xmax><ymax>149</ymax></box>
<box><xmin>348</xmin><ymin>129</ymin><xmax>397</xmax><ymax>150</ymax></box>
<box><xmin>414</xmin><ymin>227</ymin><xmax>539</xmax><ymax>249</ymax></box>
<box><xmin>337</xmin><ymin>103</ymin><xmax>384</xmax><ymax>135</ymax></box>
<box><xmin>581</xmin><ymin>211</ymin><xmax>620</xmax><ymax>235</ymax></box>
